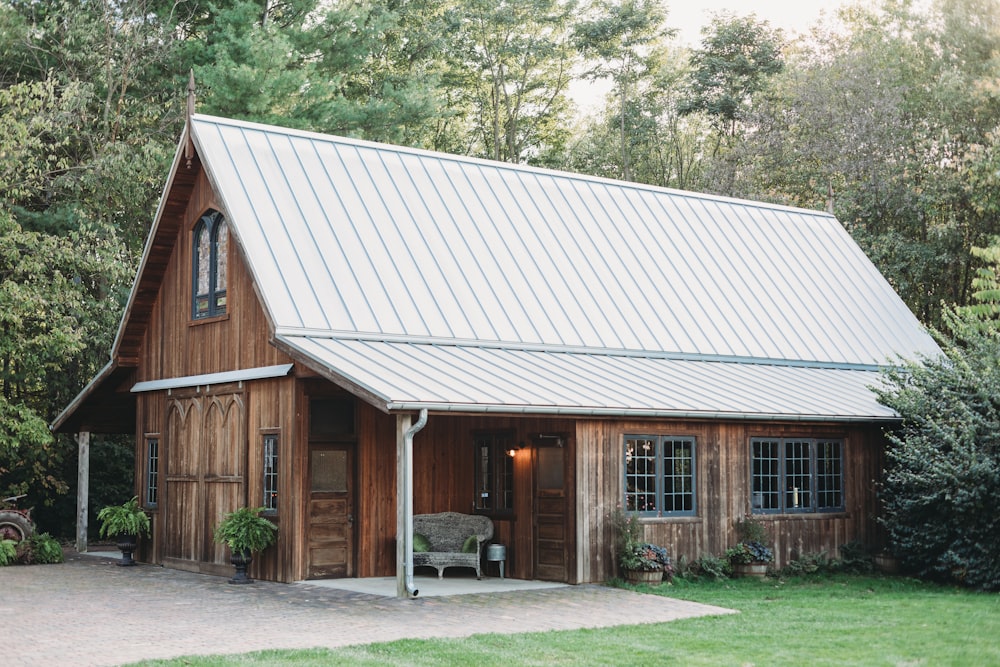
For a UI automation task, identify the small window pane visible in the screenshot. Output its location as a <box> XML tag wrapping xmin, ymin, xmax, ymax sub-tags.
<box><xmin>145</xmin><ymin>438</ymin><xmax>159</xmax><ymax>508</ymax></box>
<box><xmin>263</xmin><ymin>434</ymin><xmax>278</xmax><ymax>511</ymax></box>
<box><xmin>473</xmin><ymin>432</ymin><xmax>515</xmax><ymax>513</ymax></box>
<box><xmin>311</xmin><ymin>450</ymin><xmax>347</xmax><ymax>492</ymax></box>
<box><xmin>816</xmin><ymin>440</ymin><xmax>843</xmax><ymax>509</ymax></box>
<box><xmin>537</xmin><ymin>446</ymin><xmax>564</xmax><ymax>490</ymax></box>
<box><xmin>663</xmin><ymin>438</ymin><xmax>694</xmax><ymax>512</ymax></box>
<box><xmin>625</xmin><ymin>437</ymin><xmax>657</xmax><ymax>513</ymax></box>
<box><xmin>784</xmin><ymin>440</ymin><xmax>812</xmax><ymax>510</ymax></box>
<box><xmin>752</xmin><ymin>439</ymin><xmax>781</xmax><ymax>511</ymax></box>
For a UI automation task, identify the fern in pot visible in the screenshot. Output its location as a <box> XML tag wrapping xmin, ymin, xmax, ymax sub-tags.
<box><xmin>213</xmin><ymin>506</ymin><xmax>278</xmax><ymax>584</ymax></box>
<box><xmin>97</xmin><ymin>496</ymin><xmax>151</xmax><ymax>566</ymax></box>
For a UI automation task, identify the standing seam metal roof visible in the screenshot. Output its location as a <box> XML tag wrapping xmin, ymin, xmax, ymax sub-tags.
<box><xmin>189</xmin><ymin>114</ymin><xmax>938</xmax><ymax>419</ymax></box>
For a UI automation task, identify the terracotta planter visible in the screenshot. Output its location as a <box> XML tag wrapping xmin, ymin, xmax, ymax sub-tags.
<box><xmin>624</xmin><ymin>568</ymin><xmax>663</xmax><ymax>585</ymax></box>
<box><xmin>732</xmin><ymin>561</ymin><xmax>768</xmax><ymax>579</ymax></box>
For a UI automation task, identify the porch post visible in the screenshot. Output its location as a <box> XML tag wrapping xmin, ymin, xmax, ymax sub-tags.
<box><xmin>76</xmin><ymin>431</ymin><xmax>90</xmax><ymax>553</ymax></box>
<box><xmin>395</xmin><ymin>414</ymin><xmax>411</xmax><ymax>598</ymax></box>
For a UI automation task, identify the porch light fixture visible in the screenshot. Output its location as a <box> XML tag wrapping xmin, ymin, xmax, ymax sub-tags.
<box><xmin>507</xmin><ymin>441</ymin><xmax>526</xmax><ymax>457</ymax></box>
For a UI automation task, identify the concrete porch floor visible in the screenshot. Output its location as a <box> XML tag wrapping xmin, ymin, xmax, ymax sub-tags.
<box><xmin>298</xmin><ymin>571</ymin><xmax>567</xmax><ymax>597</ymax></box>
<box><xmin>83</xmin><ymin>551</ymin><xmax>566</xmax><ymax>598</ymax></box>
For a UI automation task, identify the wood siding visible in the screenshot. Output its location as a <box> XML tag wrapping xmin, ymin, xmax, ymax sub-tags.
<box><xmin>129</xmin><ymin>163</ymin><xmax>890</xmax><ymax>586</ymax></box>
<box><xmin>577</xmin><ymin>418</ymin><xmax>887</xmax><ymax>581</ymax></box>
<box><xmin>134</xmin><ymin>167</ymin><xmax>299</xmax><ymax>581</ymax></box>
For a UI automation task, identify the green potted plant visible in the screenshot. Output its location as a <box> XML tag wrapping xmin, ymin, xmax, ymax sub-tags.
<box><xmin>726</xmin><ymin>514</ymin><xmax>773</xmax><ymax>578</ymax></box>
<box><xmin>213</xmin><ymin>506</ymin><xmax>278</xmax><ymax>584</ymax></box>
<box><xmin>97</xmin><ymin>496</ymin><xmax>151</xmax><ymax>566</ymax></box>
<box><xmin>613</xmin><ymin>507</ymin><xmax>673</xmax><ymax>584</ymax></box>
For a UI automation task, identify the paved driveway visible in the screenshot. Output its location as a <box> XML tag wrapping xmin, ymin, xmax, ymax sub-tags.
<box><xmin>2</xmin><ymin>550</ymin><xmax>734</xmax><ymax>666</ymax></box>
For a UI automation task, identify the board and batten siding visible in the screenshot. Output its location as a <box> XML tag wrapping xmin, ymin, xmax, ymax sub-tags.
<box><xmin>133</xmin><ymin>166</ymin><xmax>300</xmax><ymax>581</ymax></box>
<box><xmin>577</xmin><ymin>418</ymin><xmax>887</xmax><ymax>581</ymax></box>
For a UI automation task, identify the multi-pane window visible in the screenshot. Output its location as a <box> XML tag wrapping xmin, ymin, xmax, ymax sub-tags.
<box><xmin>473</xmin><ymin>432</ymin><xmax>514</xmax><ymax>513</ymax></box>
<box><xmin>751</xmin><ymin>438</ymin><xmax>844</xmax><ymax>513</ymax></box>
<box><xmin>624</xmin><ymin>435</ymin><xmax>696</xmax><ymax>516</ymax></box>
<box><xmin>145</xmin><ymin>437</ymin><xmax>159</xmax><ymax>508</ymax></box>
<box><xmin>192</xmin><ymin>210</ymin><xmax>228</xmax><ymax>319</ymax></box>
<box><xmin>263</xmin><ymin>434</ymin><xmax>278</xmax><ymax>512</ymax></box>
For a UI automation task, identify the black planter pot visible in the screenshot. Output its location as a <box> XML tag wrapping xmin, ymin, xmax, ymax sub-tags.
<box><xmin>229</xmin><ymin>549</ymin><xmax>254</xmax><ymax>584</ymax></box>
<box><xmin>116</xmin><ymin>534</ymin><xmax>138</xmax><ymax>567</ymax></box>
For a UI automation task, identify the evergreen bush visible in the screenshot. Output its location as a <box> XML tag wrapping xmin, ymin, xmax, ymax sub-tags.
<box><xmin>876</xmin><ymin>308</ymin><xmax>1000</xmax><ymax>590</ymax></box>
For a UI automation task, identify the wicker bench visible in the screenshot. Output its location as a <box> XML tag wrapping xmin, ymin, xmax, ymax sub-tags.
<box><xmin>411</xmin><ymin>512</ymin><xmax>494</xmax><ymax>579</ymax></box>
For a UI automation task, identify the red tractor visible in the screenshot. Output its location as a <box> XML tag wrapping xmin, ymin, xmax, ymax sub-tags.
<box><xmin>0</xmin><ymin>495</ymin><xmax>35</xmax><ymax>542</ymax></box>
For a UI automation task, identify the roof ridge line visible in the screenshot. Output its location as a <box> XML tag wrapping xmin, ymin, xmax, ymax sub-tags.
<box><xmin>273</xmin><ymin>328</ymin><xmax>885</xmax><ymax>372</ymax></box>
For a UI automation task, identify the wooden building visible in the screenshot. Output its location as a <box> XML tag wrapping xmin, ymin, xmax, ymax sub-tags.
<box><xmin>54</xmin><ymin>114</ymin><xmax>939</xmax><ymax>594</ymax></box>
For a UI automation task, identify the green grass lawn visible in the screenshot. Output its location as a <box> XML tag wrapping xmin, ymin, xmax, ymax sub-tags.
<box><xmin>127</xmin><ymin>575</ymin><xmax>999</xmax><ymax>666</ymax></box>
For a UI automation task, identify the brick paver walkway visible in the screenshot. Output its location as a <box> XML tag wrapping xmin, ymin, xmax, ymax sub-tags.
<box><xmin>2</xmin><ymin>550</ymin><xmax>734</xmax><ymax>666</ymax></box>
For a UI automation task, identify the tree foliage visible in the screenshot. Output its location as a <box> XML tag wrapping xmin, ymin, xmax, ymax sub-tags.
<box><xmin>876</xmin><ymin>307</ymin><xmax>1000</xmax><ymax>590</ymax></box>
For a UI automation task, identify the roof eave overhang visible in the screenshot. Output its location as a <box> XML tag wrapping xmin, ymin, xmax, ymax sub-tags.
<box><xmin>51</xmin><ymin>360</ymin><xmax>137</xmax><ymax>434</ymax></box>
<box><xmin>382</xmin><ymin>401</ymin><xmax>901</xmax><ymax>423</ymax></box>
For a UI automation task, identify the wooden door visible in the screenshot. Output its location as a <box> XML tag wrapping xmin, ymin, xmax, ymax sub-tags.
<box><xmin>307</xmin><ymin>444</ymin><xmax>355</xmax><ymax>578</ymax></box>
<box><xmin>163</xmin><ymin>391</ymin><xmax>245</xmax><ymax>575</ymax></box>
<box><xmin>533</xmin><ymin>437</ymin><xmax>573</xmax><ymax>582</ymax></box>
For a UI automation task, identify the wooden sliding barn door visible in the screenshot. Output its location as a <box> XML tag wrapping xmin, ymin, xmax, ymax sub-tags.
<box><xmin>163</xmin><ymin>390</ymin><xmax>246</xmax><ymax>574</ymax></box>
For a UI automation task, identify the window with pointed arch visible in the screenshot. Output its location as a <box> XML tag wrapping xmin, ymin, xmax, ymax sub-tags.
<box><xmin>192</xmin><ymin>210</ymin><xmax>228</xmax><ymax>319</ymax></box>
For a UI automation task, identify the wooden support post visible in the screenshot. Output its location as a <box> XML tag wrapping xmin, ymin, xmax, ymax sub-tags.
<box><xmin>76</xmin><ymin>431</ymin><xmax>90</xmax><ymax>553</ymax></box>
<box><xmin>395</xmin><ymin>413</ymin><xmax>411</xmax><ymax>598</ymax></box>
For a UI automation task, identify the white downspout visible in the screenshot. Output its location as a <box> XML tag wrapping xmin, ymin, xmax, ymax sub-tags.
<box><xmin>404</xmin><ymin>408</ymin><xmax>427</xmax><ymax>597</ymax></box>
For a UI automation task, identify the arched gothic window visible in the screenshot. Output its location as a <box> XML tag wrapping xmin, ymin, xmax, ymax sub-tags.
<box><xmin>192</xmin><ymin>210</ymin><xmax>228</xmax><ymax>319</ymax></box>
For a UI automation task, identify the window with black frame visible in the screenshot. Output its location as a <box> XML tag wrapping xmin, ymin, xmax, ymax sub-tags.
<box><xmin>473</xmin><ymin>432</ymin><xmax>514</xmax><ymax>514</ymax></box>
<box><xmin>751</xmin><ymin>437</ymin><xmax>844</xmax><ymax>513</ymax></box>
<box><xmin>145</xmin><ymin>436</ymin><xmax>159</xmax><ymax>508</ymax></box>
<box><xmin>192</xmin><ymin>210</ymin><xmax>228</xmax><ymax>319</ymax></box>
<box><xmin>623</xmin><ymin>435</ymin><xmax>696</xmax><ymax>516</ymax></box>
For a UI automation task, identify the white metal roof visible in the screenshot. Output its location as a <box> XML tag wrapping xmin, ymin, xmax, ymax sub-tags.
<box><xmin>188</xmin><ymin>114</ymin><xmax>938</xmax><ymax>420</ymax></box>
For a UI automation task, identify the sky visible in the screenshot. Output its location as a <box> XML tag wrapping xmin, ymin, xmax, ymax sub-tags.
<box><xmin>572</xmin><ymin>0</ymin><xmax>859</xmax><ymax>114</ymax></box>
<box><xmin>669</xmin><ymin>0</ymin><xmax>854</xmax><ymax>45</ymax></box>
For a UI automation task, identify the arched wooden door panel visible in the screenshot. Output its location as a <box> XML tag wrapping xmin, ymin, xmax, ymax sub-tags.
<box><xmin>162</xmin><ymin>390</ymin><xmax>245</xmax><ymax>575</ymax></box>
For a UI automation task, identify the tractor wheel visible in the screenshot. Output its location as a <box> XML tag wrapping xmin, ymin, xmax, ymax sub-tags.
<box><xmin>0</xmin><ymin>510</ymin><xmax>33</xmax><ymax>542</ymax></box>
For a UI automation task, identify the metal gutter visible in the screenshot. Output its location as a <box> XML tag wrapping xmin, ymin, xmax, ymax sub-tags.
<box><xmin>381</xmin><ymin>401</ymin><xmax>901</xmax><ymax>423</ymax></box>
<box><xmin>130</xmin><ymin>364</ymin><xmax>293</xmax><ymax>393</ymax></box>
<box><xmin>403</xmin><ymin>409</ymin><xmax>428</xmax><ymax>598</ymax></box>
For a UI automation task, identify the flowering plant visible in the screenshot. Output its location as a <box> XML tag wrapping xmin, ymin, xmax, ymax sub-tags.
<box><xmin>621</xmin><ymin>541</ymin><xmax>675</xmax><ymax>575</ymax></box>
<box><xmin>726</xmin><ymin>513</ymin><xmax>773</xmax><ymax>564</ymax></box>
<box><xmin>725</xmin><ymin>541</ymin><xmax>774</xmax><ymax>564</ymax></box>
<box><xmin>613</xmin><ymin>507</ymin><xmax>674</xmax><ymax>576</ymax></box>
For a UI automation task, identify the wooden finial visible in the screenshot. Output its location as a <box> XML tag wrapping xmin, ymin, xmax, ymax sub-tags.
<box><xmin>185</xmin><ymin>69</ymin><xmax>196</xmax><ymax>168</ymax></box>
<box><xmin>826</xmin><ymin>182</ymin><xmax>834</xmax><ymax>215</ymax></box>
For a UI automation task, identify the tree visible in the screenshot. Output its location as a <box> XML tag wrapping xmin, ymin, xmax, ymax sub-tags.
<box><xmin>573</xmin><ymin>0</ymin><xmax>673</xmax><ymax>180</ymax></box>
<box><xmin>876</xmin><ymin>306</ymin><xmax>1000</xmax><ymax>590</ymax></box>
<box><xmin>567</xmin><ymin>45</ymin><xmax>708</xmax><ymax>190</ymax></box>
<box><xmin>449</xmin><ymin>0</ymin><xmax>577</xmax><ymax>163</ymax></box>
<box><xmin>679</xmin><ymin>12</ymin><xmax>783</xmax><ymax>150</ymax></box>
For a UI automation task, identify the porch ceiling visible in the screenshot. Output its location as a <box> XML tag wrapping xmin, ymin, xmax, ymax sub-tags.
<box><xmin>274</xmin><ymin>333</ymin><xmax>899</xmax><ymax>422</ymax></box>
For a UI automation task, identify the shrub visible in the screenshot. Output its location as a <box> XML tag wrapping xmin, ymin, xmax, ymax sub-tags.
<box><xmin>876</xmin><ymin>308</ymin><xmax>1000</xmax><ymax>590</ymax></box>
<box><xmin>0</xmin><ymin>538</ymin><xmax>16</xmax><ymax>565</ymax></box>
<box><xmin>17</xmin><ymin>532</ymin><xmax>64</xmax><ymax>564</ymax></box>
<box><xmin>678</xmin><ymin>554</ymin><xmax>730</xmax><ymax>581</ymax></box>
<box><xmin>781</xmin><ymin>551</ymin><xmax>833</xmax><ymax>576</ymax></box>
<box><xmin>837</xmin><ymin>541</ymin><xmax>874</xmax><ymax>574</ymax></box>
